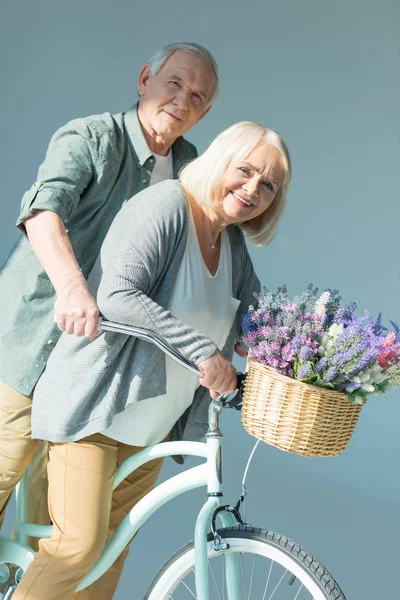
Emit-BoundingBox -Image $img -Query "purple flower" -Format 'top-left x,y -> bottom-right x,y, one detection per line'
324,366 -> 337,383
292,336 -> 302,353
299,345 -> 311,361
315,357 -> 328,373
282,342 -> 295,362
389,320 -> 400,343
241,312 -> 253,335
298,364 -> 311,379
341,381 -> 363,392
333,302 -> 357,327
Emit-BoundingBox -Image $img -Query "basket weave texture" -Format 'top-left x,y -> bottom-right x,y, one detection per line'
241,359 -> 362,457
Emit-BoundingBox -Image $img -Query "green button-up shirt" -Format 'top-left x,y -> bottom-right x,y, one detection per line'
0,104 -> 197,395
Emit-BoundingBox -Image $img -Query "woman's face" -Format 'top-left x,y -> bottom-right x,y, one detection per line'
218,143 -> 284,224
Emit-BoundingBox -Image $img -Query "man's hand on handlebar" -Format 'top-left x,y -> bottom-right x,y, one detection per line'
54,283 -> 100,340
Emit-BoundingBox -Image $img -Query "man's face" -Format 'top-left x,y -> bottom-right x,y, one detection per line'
138,51 -> 215,145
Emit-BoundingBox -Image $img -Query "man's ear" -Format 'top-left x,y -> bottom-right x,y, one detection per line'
138,64 -> 152,96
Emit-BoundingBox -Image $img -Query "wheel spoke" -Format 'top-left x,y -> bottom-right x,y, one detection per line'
293,583 -> 304,599
267,568 -> 288,600
179,578 -> 197,599
262,560 -> 274,600
239,552 -> 249,600
247,554 -> 257,599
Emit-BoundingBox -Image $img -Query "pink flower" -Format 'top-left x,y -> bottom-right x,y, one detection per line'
282,301 -> 298,313
383,332 -> 396,348
378,333 -> 400,367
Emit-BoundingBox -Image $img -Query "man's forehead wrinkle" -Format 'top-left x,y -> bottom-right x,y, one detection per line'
163,67 -> 212,97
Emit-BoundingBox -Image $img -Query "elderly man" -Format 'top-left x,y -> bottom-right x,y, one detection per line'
0,42 -> 218,547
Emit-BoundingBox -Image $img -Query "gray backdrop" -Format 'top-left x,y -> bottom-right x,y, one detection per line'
1,0 -> 399,598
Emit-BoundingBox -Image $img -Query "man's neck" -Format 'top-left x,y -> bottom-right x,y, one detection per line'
137,106 -> 174,156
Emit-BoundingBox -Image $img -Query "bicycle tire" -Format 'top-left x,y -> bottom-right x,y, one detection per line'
145,525 -> 346,599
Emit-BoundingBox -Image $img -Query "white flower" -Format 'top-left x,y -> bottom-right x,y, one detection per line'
321,333 -> 329,347
359,373 -> 371,383
318,346 -> 325,357
386,364 -> 400,387
328,323 -> 344,339
361,383 -> 375,393
372,372 -> 386,384
314,291 -> 331,321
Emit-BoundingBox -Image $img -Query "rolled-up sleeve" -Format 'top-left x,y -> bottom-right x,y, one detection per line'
17,119 -> 97,233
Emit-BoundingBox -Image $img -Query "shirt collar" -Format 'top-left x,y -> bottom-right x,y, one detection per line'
123,103 -> 154,168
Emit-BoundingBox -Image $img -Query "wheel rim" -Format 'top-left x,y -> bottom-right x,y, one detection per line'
149,536 -> 329,600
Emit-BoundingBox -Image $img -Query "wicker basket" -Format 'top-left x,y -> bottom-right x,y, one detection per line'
241,359 -> 363,457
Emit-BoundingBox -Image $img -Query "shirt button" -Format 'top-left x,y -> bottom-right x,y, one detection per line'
142,178 -> 147,184
149,157 -> 154,162
47,339 -> 54,345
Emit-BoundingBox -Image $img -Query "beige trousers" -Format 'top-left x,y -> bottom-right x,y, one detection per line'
0,381 -> 50,550
13,432 -> 167,600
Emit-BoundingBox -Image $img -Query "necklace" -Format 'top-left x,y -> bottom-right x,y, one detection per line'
202,213 -> 219,250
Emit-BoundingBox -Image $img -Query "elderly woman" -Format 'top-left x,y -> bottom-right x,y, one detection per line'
15,121 -> 291,600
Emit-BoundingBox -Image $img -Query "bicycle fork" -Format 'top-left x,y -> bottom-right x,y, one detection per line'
193,399 -> 243,600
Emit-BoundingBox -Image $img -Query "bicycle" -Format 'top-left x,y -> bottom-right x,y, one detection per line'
0,320 -> 346,599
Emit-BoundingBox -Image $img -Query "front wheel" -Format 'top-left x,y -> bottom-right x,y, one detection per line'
145,526 -> 346,599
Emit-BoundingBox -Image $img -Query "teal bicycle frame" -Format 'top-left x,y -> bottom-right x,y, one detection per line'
0,321 -> 244,600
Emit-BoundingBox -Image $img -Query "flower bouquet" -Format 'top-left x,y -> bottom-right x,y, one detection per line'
240,284 -> 400,457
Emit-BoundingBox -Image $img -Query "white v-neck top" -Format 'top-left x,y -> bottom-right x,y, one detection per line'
149,150 -> 173,185
102,211 -> 240,445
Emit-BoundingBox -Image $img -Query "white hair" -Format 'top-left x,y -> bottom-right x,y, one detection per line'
179,121 -> 292,247
146,42 -> 219,105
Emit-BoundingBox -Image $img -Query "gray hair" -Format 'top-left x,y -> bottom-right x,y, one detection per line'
179,122 -> 292,247
147,42 -> 219,105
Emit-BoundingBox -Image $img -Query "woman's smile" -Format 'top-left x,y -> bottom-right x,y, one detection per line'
230,190 -> 255,207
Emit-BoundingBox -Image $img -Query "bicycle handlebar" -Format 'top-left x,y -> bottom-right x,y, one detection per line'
98,318 -> 246,407
99,318 -> 200,375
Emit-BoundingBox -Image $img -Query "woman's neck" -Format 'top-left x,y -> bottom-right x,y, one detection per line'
181,186 -> 226,275
182,186 -> 227,242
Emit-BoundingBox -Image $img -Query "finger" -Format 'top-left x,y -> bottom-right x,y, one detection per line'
85,317 -> 101,340
234,342 -> 248,359
199,369 -> 217,389
210,390 -> 219,399
73,318 -> 86,337
64,319 -> 75,335
56,317 -> 67,332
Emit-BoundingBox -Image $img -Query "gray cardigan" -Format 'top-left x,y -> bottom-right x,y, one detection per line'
32,180 -> 260,460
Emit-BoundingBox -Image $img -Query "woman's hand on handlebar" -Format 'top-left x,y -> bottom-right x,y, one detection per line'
198,350 -> 237,399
